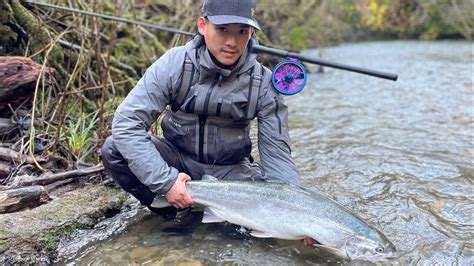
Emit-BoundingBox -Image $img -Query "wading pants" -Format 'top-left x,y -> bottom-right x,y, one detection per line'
101,134 -> 264,213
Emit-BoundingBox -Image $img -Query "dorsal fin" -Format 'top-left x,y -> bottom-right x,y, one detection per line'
250,230 -> 275,238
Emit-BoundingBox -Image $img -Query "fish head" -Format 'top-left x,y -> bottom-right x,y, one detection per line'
341,233 -> 397,261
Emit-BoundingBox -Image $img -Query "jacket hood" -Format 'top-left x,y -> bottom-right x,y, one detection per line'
184,34 -> 259,79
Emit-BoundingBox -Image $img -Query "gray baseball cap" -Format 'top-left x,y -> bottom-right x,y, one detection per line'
203,0 -> 261,30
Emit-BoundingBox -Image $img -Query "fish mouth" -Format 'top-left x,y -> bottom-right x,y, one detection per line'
345,251 -> 399,262
378,251 -> 398,260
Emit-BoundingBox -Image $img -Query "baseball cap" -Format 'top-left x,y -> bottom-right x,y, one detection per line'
203,0 -> 261,30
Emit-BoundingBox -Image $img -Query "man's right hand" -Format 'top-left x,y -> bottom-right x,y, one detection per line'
164,172 -> 193,209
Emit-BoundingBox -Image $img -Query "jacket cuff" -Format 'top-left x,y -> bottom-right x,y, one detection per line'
155,166 -> 179,194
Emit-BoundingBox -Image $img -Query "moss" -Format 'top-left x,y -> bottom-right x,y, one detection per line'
0,0 -> 14,23
10,0 -> 50,48
0,0 -> 18,55
114,38 -> 149,72
0,24 -> 17,54
62,95 -> 100,116
9,0 -> 64,75
0,226 -> 13,254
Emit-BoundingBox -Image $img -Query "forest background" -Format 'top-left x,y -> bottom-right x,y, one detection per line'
0,0 -> 472,185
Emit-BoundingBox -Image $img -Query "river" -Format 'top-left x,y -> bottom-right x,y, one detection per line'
59,40 -> 473,265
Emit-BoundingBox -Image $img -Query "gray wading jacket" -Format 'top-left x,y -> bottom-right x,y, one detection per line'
112,35 -> 300,194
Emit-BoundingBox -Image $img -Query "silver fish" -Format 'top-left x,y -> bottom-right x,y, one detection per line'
152,175 -> 397,261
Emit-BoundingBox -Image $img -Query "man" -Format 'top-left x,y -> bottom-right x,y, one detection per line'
101,0 -> 314,245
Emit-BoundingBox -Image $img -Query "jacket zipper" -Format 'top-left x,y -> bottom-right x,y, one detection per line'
198,115 -> 206,162
203,73 -> 220,115
274,96 -> 282,134
198,74 -> 220,163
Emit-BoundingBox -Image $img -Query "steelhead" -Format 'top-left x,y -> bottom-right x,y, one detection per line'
151,175 -> 397,261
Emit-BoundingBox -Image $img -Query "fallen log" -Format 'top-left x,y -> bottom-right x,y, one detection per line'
0,56 -> 54,114
44,178 -> 75,193
0,147 -> 47,164
14,164 -> 105,187
0,185 -> 50,213
0,161 -> 12,180
0,117 -> 17,136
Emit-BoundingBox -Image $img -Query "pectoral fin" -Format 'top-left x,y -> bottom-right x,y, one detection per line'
202,208 -> 227,223
250,230 -> 275,238
150,195 -> 172,208
313,244 -> 347,259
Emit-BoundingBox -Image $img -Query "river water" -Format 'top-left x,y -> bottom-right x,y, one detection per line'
59,41 -> 473,265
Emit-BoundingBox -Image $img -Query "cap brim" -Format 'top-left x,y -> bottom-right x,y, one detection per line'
207,15 -> 261,30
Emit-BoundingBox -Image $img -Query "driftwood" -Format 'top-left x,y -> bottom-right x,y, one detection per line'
44,178 -> 75,193
0,110 -> 31,139
0,161 -> 12,180
0,185 -> 50,213
14,164 -> 105,187
0,117 -> 17,136
0,147 -> 47,165
0,56 -> 54,113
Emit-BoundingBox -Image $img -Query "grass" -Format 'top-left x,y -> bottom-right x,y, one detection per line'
66,111 -> 99,162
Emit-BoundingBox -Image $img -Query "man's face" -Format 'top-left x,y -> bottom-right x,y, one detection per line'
197,17 -> 254,66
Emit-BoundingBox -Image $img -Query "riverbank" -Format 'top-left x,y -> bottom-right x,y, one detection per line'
0,183 -> 127,264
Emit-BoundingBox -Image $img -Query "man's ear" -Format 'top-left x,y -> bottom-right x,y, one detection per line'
250,27 -> 255,39
197,17 -> 206,35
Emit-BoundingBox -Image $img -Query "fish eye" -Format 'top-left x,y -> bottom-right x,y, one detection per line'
375,246 -> 384,253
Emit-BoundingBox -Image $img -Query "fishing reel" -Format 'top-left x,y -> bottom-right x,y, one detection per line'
271,58 -> 307,95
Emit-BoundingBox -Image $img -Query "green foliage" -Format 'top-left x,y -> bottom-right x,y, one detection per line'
354,0 -> 470,40
422,0 -> 472,39
287,26 -> 309,51
253,0 -> 469,50
66,112 -> 99,162
361,0 -> 390,31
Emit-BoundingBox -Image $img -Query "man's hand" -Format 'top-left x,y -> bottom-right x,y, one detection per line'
164,172 -> 193,209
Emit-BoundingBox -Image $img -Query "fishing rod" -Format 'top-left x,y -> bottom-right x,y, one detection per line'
24,1 -> 398,95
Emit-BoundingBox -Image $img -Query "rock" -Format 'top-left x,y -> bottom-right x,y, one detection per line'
0,185 -> 127,264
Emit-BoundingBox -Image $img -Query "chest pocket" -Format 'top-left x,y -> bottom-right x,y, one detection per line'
172,54 -> 263,121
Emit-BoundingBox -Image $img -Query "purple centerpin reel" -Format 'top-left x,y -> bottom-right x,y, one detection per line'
271,57 -> 307,95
